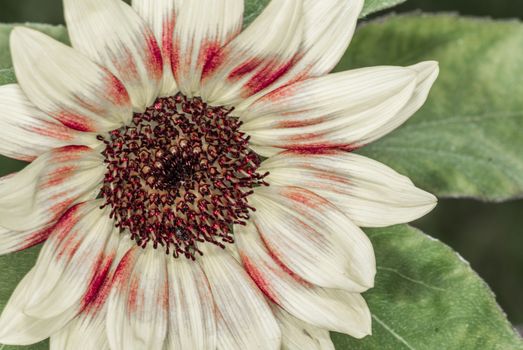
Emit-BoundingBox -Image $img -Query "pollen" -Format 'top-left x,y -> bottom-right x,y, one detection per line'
98,94 -> 268,259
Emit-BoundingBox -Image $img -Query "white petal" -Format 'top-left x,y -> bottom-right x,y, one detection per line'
199,244 -> 281,349
0,200 -> 118,345
172,0 -> 243,97
0,269 -> 76,345
200,0 -> 303,106
261,151 -> 437,227
106,246 -> 168,350
0,174 -> 51,254
274,306 -> 334,350
0,172 -> 44,249
0,224 -> 52,256
50,236 -> 136,350
50,310 -> 109,350
248,186 -> 375,292
22,201 -> 119,318
291,0 -> 363,77
10,27 -> 132,132
361,61 -> 440,144
0,146 -> 104,231
165,256 -> 216,350
240,66 -> 418,156
236,223 -> 372,338
132,0 -> 180,96
0,84 -> 98,161
235,0 -> 364,111
64,0 -> 163,111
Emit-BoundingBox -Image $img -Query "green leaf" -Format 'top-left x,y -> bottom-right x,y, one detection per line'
0,23 -> 69,85
336,14 -> 523,201
243,0 -> 405,27
332,225 -> 523,350
361,0 -> 407,17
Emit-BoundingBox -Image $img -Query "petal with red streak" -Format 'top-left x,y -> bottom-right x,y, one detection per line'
235,0 -> 365,111
261,150 -> 437,227
10,27 -> 132,132
106,246 -> 169,350
50,237 -> 136,350
0,200 -> 118,345
236,223 -> 372,338
0,145 -> 104,231
132,0 -> 181,97
248,185 -> 376,292
240,66 -> 420,156
0,84 -> 99,161
199,244 -> 281,350
172,0 -> 243,97
64,0 -> 163,111
200,0 -> 303,107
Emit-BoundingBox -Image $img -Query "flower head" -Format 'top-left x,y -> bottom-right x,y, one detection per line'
0,0 -> 438,348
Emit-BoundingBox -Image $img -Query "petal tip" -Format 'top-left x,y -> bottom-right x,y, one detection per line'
410,60 -> 440,81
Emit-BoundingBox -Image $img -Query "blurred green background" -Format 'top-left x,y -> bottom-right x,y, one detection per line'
0,0 -> 522,328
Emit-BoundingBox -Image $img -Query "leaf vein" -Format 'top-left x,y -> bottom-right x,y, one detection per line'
372,314 -> 417,350
377,266 -> 447,292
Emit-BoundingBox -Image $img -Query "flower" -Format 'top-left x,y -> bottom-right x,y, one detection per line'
0,0 -> 438,348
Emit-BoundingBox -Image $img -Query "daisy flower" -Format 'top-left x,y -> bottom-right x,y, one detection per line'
0,0 -> 438,349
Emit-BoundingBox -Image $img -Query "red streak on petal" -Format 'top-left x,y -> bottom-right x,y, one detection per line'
82,253 -> 115,309
86,249 -> 136,314
17,225 -> 54,252
55,112 -> 94,132
256,222 -> 313,288
251,62 -> 312,103
127,275 -> 140,313
105,73 -> 131,107
113,47 -> 140,83
241,253 -> 279,305
280,187 -> 330,211
198,40 -> 222,76
112,249 -> 138,291
242,58 -> 296,97
284,149 -> 339,156
51,204 -> 83,242
201,49 -> 227,80
277,116 -> 327,128
171,38 -> 181,77
49,195 -> 75,221
228,58 -> 263,81
41,165 -> 76,189
260,82 -> 299,103
283,144 -> 357,154
60,229 -> 83,260
283,64 -> 314,88
51,145 -> 91,162
27,120 -> 76,142
145,33 -> 163,80
162,18 -> 176,64
162,280 -> 169,310
313,171 -> 352,186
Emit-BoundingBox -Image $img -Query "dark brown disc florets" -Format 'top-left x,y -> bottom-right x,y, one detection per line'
99,94 -> 268,259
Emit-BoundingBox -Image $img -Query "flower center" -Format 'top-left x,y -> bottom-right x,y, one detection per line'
99,94 -> 268,259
